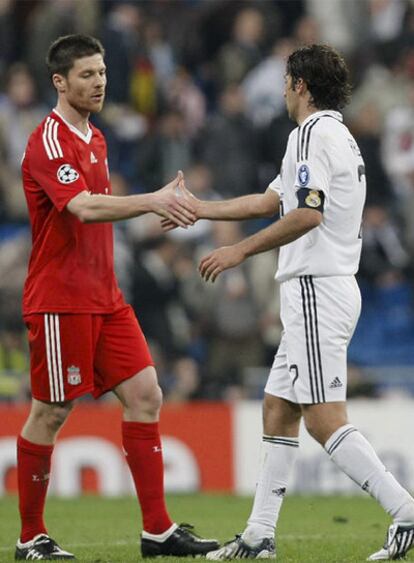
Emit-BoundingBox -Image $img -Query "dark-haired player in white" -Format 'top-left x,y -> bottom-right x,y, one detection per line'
171,44 -> 414,561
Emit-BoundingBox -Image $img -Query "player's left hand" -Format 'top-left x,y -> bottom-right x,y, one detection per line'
199,245 -> 245,282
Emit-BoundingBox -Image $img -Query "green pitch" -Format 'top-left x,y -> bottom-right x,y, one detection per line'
0,494 -> 412,562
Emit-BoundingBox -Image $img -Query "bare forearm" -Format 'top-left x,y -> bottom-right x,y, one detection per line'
67,172 -> 195,227
70,193 -> 155,223
238,209 -> 321,259
198,193 -> 276,220
198,208 -> 321,282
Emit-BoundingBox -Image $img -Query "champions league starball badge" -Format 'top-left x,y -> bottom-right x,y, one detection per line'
298,164 -> 310,187
57,164 -> 80,184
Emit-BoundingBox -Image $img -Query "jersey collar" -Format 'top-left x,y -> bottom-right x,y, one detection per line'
52,109 -> 93,144
300,110 -> 343,127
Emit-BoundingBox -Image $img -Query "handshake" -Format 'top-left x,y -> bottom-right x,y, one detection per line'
152,170 -> 199,232
151,170 -> 247,282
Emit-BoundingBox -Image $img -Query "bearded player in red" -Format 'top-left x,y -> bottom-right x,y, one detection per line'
15,34 -> 219,560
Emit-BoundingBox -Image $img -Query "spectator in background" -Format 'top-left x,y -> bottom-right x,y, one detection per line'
100,2 -> 143,105
144,18 -> 176,85
137,109 -> 192,190
306,0 -> 367,54
0,0 -> 15,82
354,204 -> 414,368
168,162 -> 218,244
0,228 -> 31,328
349,102 -> 393,206
0,329 -> 28,402
215,7 -> 265,88
133,235 -> 191,359
163,67 -> 206,138
99,102 -> 148,186
163,356 -> 201,403
242,37 -> 294,128
0,63 -> 47,220
110,173 -> 135,304
382,82 -> 414,195
359,205 -> 411,287
292,14 -> 320,46
369,0 -> 407,44
25,0 -> 99,102
348,41 -> 410,125
202,222 -> 265,399
382,82 -> 414,253
196,84 -> 259,198
260,108 -> 296,188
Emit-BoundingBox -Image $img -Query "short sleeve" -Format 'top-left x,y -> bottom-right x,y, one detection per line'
294,128 -> 330,198
268,174 -> 282,195
28,132 -> 88,212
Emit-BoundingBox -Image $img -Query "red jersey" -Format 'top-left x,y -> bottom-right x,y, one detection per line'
22,110 -> 124,315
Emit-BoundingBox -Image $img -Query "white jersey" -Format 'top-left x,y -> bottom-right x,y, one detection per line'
269,110 -> 366,282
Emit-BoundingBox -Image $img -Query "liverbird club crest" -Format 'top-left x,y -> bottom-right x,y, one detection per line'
67,365 -> 81,385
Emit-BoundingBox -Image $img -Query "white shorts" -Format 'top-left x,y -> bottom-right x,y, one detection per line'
265,275 -> 361,404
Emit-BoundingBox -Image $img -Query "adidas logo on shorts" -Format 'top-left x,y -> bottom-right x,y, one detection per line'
329,377 -> 343,389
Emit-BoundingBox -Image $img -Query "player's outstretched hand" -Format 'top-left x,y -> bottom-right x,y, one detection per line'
160,172 -> 201,232
199,245 -> 245,282
152,171 -> 196,228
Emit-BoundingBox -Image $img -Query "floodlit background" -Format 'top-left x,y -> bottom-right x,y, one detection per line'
0,0 -> 414,497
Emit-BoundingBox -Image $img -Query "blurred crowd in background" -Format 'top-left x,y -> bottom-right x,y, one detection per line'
1,0 -> 414,403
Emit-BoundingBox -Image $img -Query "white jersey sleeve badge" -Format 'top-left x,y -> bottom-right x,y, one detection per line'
305,190 -> 322,208
298,164 -> 310,186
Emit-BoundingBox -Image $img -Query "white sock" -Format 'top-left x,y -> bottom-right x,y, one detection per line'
242,436 -> 299,546
325,424 -> 414,523
141,523 -> 178,541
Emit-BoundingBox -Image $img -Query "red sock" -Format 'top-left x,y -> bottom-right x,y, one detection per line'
17,435 -> 53,542
122,421 -> 173,534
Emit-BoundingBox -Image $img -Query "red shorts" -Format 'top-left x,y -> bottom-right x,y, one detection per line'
24,305 -> 154,403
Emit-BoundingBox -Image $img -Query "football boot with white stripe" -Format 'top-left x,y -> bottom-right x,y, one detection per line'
15,534 -> 75,560
206,534 -> 275,560
368,522 -> 414,560
141,523 -> 219,557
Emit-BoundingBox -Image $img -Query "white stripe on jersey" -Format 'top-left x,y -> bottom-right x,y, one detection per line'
42,117 -> 64,160
47,118 -> 59,159
49,314 -> 61,401
42,120 -> 53,160
44,314 -> 65,402
54,314 -> 65,400
52,119 -> 63,157
44,315 -> 55,401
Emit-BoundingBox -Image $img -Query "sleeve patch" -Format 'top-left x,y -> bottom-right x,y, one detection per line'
296,188 -> 325,212
298,164 -> 310,187
57,164 -> 80,184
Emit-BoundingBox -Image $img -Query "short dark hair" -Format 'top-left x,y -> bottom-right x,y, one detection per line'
46,34 -> 105,78
286,44 -> 351,111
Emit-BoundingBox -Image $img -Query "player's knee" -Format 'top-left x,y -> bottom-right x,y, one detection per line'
43,402 -> 73,433
127,382 -> 163,417
141,383 -> 163,415
303,416 -> 327,445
